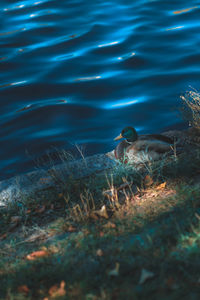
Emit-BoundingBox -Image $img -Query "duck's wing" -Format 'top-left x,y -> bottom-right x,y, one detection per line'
129,140 -> 172,153
114,139 -> 129,159
139,134 -> 174,144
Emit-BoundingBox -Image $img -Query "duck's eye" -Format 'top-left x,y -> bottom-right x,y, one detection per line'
122,129 -> 127,137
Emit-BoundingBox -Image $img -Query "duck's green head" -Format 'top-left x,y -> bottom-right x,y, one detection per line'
114,126 -> 138,143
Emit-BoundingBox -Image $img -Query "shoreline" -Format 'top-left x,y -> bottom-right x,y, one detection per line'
1,126 -> 200,208
1,127 -> 200,299
0,153 -> 116,208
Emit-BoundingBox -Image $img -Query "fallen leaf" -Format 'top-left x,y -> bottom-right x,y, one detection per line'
139,268 -> 155,284
89,211 -> 99,220
144,175 -> 153,187
94,205 -> 109,219
26,250 -> 49,260
108,263 -> 120,276
18,285 -> 30,295
48,280 -> 66,298
103,222 -> 116,229
82,228 -> 90,235
156,182 -> 166,190
67,225 -> 77,232
96,249 -> 103,256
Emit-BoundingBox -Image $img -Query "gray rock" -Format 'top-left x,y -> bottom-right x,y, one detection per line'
0,154 -> 117,208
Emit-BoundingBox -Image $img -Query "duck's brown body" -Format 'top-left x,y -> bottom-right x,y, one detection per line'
114,129 -> 174,163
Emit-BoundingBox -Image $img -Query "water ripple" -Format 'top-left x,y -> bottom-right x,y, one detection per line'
172,6 -> 198,15
0,0 -> 200,179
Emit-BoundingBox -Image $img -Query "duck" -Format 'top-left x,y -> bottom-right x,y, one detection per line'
114,126 -> 175,164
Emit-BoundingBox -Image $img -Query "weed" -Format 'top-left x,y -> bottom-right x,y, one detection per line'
2,92 -> 200,299
180,88 -> 200,128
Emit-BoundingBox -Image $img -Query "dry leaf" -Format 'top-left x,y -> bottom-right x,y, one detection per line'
96,249 -> 103,256
48,280 -> 66,298
108,263 -> 120,276
26,250 -> 49,260
94,205 -> 109,219
89,211 -> 99,220
156,182 -> 166,190
103,222 -> 116,229
67,225 -> 77,232
139,268 -> 155,284
82,228 -> 90,235
18,285 -> 30,295
144,175 -> 153,187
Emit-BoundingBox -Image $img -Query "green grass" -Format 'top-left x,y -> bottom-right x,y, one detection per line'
2,86 -> 200,299
1,148 -> 200,299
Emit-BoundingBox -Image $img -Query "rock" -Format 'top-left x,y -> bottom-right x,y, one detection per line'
1,128 -> 199,209
0,154 -> 116,208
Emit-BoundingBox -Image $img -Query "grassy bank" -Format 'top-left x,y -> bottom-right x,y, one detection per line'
1,148 -> 200,299
1,90 -> 200,299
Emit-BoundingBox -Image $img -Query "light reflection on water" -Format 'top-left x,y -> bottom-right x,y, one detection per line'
0,0 -> 199,179
3,0 -> 50,11
103,97 -> 146,110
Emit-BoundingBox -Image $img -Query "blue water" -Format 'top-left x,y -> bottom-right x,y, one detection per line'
0,0 -> 200,179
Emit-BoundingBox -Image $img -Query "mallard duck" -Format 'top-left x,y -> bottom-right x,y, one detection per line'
114,126 -> 175,163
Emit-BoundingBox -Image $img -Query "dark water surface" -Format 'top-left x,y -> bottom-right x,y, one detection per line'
0,0 -> 200,179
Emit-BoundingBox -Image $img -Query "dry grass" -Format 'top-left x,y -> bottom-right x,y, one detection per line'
1,91 -> 200,299
180,88 -> 200,128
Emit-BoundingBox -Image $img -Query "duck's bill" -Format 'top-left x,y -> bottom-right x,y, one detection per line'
114,133 -> 123,141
